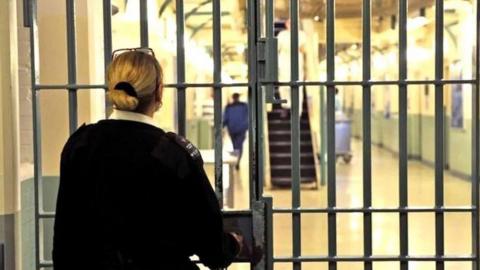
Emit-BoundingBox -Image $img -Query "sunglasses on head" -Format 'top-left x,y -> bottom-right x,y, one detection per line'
111,47 -> 155,60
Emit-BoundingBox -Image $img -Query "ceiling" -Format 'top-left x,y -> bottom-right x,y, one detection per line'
112,0 -> 447,79
275,0 -> 435,20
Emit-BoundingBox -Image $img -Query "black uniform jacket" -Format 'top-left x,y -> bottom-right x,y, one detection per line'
52,119 -> 239,270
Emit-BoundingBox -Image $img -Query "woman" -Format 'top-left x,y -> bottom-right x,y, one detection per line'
53,48 -> 242,270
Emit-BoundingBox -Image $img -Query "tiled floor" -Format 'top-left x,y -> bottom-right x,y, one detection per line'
205,139 -> 477,270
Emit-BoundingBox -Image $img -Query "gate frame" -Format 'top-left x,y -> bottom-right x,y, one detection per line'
25,0 -> 480,269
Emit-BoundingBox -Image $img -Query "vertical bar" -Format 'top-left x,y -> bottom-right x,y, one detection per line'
103,0 -> 112,117
264,0 -> 277,102
212,0 -> 223,205
247,0 -> 259,206
434,1 -> 445,269
473,1 -> 480,268
103,0 -> 112,74
362,1 -> 372,270
254,0 -> 262,204
266,197 -> 274,270
23,0 -> 31,27
66,0 -> 78,134
176,0 -> 186,136
139,0 -> 149,47
326,1 -> 336,269
289,0 -> 301,269
29,0 -> 42,268
398,1 -> 409,270
255,0 -> 268,200
0,243 -> 4,270
265,0 -> 274,39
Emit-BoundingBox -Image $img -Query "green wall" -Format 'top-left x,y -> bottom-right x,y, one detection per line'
350,110 -> 420,157
349,110 -> 471,178
446,116 -> 472,177
187,118 -> 214,149
22,176 -> 58,270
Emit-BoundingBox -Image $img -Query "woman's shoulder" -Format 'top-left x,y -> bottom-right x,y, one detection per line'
60,123 -> 96,161
151,132 -> 202,179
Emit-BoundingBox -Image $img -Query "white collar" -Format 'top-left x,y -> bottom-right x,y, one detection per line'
108,109 -> 159,128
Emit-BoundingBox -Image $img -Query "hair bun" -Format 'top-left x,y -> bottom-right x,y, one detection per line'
114,81 -> 138,97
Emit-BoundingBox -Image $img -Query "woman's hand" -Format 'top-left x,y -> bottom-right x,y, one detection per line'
230,232 -> 244,255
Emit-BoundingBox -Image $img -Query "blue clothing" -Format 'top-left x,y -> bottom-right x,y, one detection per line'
223,102 -> 248,135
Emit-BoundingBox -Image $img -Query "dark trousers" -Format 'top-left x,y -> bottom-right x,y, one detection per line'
229,131 -> 246,166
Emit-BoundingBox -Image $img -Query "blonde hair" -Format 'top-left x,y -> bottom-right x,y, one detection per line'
107,51 -> 163,112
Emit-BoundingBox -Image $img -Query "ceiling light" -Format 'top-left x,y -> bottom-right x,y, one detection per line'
314,15 -> 320,22
407,16 -> 429,30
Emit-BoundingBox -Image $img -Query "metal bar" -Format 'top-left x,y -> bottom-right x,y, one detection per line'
176,0 -> 186,136
103,0 -> 112,74
259,79 -> 477,87
326,1 -> 336,269
289,0 -> 301,269
140,0 -> 149,47
253,200 -> 266,270
186,11 -> 229,16
164,82 -> 249,88
264,0 -> 278,104
472,1 -> 480,269
66,0 -> 78,134
265,0 -> 274,38
247,0 -> 258,207
273,255 -> 477,263
23,0 -> 31,27
361,1 -> 372,269
266,197 -> 274,270
35,84 -> 108,90
28,0 -> 42,268
35,254 -> 478,268
272,206 -> 476,214
34,83 -> 252,90
0,243 -> 4,270
434,1 -> 445,269
212,0 -> 223,206
254,0 -> 262,205
398,1 -> 408,270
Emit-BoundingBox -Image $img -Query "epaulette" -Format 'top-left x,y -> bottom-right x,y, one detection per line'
166,132 -> 203,167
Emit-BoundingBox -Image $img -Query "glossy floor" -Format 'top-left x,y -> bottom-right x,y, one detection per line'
204,139 -> 477,270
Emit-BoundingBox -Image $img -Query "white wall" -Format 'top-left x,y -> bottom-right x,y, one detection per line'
0,0 -> 20,216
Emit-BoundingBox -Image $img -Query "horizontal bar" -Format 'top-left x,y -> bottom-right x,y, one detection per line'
34,82 -> 251,91
34,79 -> 479,91
260,79 -> 477,87
274,255 -> 477,263
272,206 -> 476,214
38,255 -> 476,268
39,262 -> 53,268
35,84 -> 107,90
164,82 -> 249,88
38,211 -> 55,218
39,209 -> 253,219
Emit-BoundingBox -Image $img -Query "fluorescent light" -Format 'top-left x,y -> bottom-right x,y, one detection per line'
407,16 -> 429,30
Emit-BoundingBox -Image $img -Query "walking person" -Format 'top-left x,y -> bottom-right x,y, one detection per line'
223,93 -> 249,170
53,48 -> 243,270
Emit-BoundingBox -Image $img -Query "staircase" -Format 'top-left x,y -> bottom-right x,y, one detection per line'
268,89 -> 317,188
